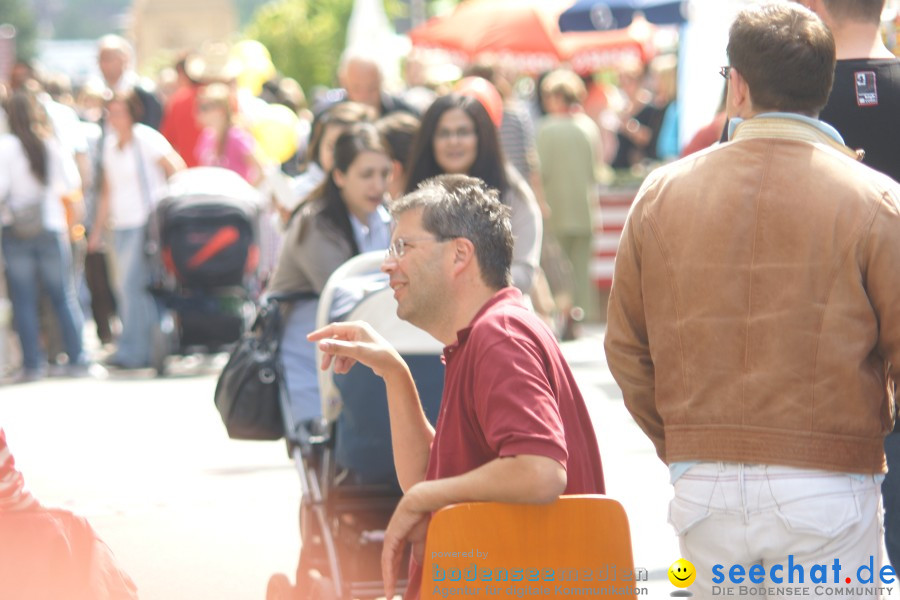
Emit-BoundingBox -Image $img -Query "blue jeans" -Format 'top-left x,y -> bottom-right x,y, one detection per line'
2,229 -> 85,370
110,226 -> 157,367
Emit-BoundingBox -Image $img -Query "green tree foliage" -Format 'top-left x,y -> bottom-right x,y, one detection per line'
1,0 -> 38,60
244,0 -> 354,94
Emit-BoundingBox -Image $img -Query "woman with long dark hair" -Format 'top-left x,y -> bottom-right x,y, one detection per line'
267,122 -> 393,427
279,101 -> 376,223
405,93 -> 542,293
0,86 -> 87,380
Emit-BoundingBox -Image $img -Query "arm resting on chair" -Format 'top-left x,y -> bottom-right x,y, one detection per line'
381,454 -> 566,598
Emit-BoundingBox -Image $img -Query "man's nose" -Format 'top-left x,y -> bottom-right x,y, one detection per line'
382,253 -> 397,273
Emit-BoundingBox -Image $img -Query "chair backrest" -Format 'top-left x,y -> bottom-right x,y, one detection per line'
421,495 -> 639,598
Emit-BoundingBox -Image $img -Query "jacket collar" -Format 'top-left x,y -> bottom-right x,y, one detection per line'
731,114 -> 861,161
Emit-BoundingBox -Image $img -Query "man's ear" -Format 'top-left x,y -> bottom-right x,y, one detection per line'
449,237 -> 476,275
728,68 -> 753,118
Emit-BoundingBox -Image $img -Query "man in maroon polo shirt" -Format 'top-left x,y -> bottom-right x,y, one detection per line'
309,174 -> 605,599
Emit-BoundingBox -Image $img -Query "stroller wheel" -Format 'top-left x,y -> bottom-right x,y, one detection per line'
151,311 -> 176,376
266,573 -> 295,600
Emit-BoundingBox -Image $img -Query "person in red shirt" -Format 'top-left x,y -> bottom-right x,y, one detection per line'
309,174 -> 605,599
161,45 -> 241,168
160,56 -> 202,168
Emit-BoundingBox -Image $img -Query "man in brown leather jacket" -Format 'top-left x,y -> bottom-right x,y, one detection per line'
605,4 -> 900,598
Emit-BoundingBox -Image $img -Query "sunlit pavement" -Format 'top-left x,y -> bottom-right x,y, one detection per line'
564,324 -> 678,597
0,357 -> 302,600
3,326 -> 893,599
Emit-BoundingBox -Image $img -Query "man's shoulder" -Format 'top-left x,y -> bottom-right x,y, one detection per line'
644,134 -> 900,213
825,58 -> 900,109
381,92 -> 420,117
538,115 -> 580,135
467,295 -> 554,354
835,57 -> 900,74
632,148 -> 710,197
134,77 -> 161,99
809,139 -> 900,194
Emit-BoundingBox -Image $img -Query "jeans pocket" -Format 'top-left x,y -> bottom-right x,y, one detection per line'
668,497 -> 713,536
774,491 -> 861,538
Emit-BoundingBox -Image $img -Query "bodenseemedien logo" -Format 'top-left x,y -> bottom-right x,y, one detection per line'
668,558 -> 696,597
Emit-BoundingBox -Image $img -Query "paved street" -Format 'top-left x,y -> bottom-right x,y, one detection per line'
0,325 -> 725,599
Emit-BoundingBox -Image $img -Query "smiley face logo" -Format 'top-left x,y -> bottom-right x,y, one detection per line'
668,558 -> 696,588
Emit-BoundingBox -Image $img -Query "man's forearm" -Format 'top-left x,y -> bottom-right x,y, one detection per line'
404,454 -> 567,513
383,365 -> 435,491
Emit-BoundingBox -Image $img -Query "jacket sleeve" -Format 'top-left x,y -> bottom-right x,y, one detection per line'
267,210 -> 351,295
603,183 -> 665,462
864,184 -> 900,396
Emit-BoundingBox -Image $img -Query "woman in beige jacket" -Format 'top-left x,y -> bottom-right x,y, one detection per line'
267,123 -> 393,430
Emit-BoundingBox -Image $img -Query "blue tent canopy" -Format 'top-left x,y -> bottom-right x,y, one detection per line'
559,0 -> 688,32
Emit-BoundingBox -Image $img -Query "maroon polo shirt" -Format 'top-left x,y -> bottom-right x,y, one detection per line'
405,287 -> 605,599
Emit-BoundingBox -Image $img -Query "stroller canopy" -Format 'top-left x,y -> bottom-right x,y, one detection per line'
159,167 -> 261,221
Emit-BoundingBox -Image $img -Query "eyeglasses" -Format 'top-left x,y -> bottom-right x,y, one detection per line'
719,66 -> 732,80
386,236 -> 454,259
435,127 -> 477,141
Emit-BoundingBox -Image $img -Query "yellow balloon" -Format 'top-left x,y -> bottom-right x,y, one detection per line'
232,40 -> 276,95
234,40 -> 271,64
237,70 -> 268,96
252,104 -> 299,164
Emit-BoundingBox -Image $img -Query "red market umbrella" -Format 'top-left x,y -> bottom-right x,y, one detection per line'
408,0 -> 653,73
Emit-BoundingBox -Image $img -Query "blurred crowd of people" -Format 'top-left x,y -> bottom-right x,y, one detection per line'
0,30 -> 691,382
6,2 -> 900,598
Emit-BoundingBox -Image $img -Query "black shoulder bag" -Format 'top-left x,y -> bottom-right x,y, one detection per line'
213,292 -> 317,440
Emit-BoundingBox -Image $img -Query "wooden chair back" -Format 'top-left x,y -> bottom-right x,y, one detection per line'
421,495 -> 640,598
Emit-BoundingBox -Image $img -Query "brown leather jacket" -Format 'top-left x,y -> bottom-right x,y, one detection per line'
605,116 -> 900,474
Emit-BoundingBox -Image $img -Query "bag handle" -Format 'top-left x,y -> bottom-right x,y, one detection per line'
252,292 -> 319,340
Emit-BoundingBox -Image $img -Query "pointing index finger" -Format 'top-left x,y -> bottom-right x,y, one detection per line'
307,322 -> 351,342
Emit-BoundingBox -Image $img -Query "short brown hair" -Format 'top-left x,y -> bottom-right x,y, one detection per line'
392,175 -> 513,290
541,69 -> 587,107
375,112 -> 420,166
727,3 -> 835,115
107,89 -> 144,123
822,0 -> 884,25
307,101 -> 376,168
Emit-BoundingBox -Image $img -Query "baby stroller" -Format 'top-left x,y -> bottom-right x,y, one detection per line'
266,251 -> 445,600
149,167 -> 261,374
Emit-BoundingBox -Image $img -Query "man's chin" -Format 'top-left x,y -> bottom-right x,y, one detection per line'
396,304 -> 412,322
397,305 -> 425,329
